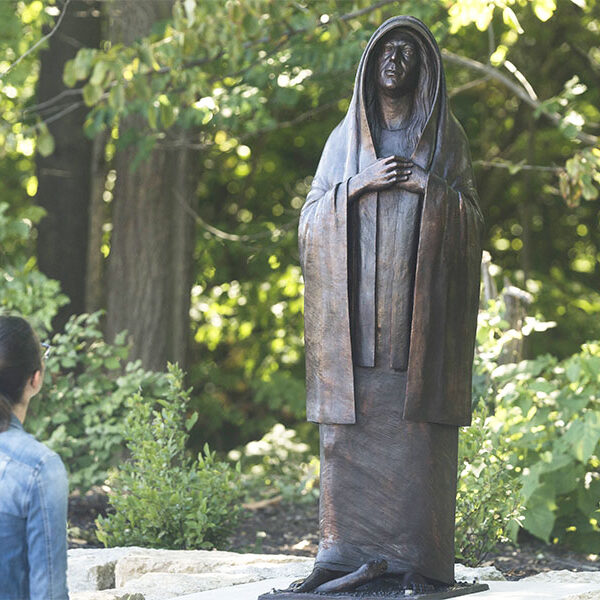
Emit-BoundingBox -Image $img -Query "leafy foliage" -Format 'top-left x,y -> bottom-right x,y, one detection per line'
230,423 -> 319,505
27,312 -> 174,490
0,201 -> 68,334
96,364 -> 242,550
484,344 -> 600,552
474,292 -> 600,551
456,409 -> 524,566
189,263 -> 309,450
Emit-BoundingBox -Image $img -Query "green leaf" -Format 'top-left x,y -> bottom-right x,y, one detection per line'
73,48 -> 96,80
37,127 -> 55,157
139,43 -> 154,69
576,477 -> 600,515
160,101 -> 175,128
109,85 -> 125,112
503,7 -> 524,34
185,412 -> 198,431
533,0 -> 556,22
522,484 -> 557,541
104,357 -> 121,370
90,60 -> 109,86
63,59 -> 78,87
83,82 -> 103,106
582,181 -> 598,200
563,412 -> 600,463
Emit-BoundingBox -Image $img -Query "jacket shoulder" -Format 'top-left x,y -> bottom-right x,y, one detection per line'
0,428 -> 62,473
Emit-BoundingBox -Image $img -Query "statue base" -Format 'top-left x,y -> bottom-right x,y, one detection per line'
257,582 -> 490,600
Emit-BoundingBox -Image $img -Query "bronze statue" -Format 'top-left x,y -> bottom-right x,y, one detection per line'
263,15 -> 484,598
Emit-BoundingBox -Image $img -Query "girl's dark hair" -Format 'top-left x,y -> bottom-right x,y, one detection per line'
0,316 -> 42,433
365,28 -> 438,152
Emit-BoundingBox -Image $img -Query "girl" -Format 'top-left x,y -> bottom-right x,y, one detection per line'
0,315 -> 68,599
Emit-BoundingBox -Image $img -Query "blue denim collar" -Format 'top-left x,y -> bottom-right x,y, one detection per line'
9,413 -> 24,431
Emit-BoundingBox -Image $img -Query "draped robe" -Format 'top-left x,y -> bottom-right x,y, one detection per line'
298,16 -> 483,585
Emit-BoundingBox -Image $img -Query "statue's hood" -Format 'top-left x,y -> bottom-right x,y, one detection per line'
343,16 -> 446,171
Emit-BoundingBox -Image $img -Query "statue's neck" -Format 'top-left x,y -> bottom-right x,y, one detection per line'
378,92 -> 413,130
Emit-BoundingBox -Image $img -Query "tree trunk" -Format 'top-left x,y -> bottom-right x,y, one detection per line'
105,1 -> 195,371
35,1 -> 102,329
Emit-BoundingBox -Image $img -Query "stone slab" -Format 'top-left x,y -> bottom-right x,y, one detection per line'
69,547 -> 145,592
114,549 -> 313,587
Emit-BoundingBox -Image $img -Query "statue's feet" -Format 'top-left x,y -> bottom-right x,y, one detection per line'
286,566 -> 347,592
401,571 -> 437,594
314,559 -> 388,593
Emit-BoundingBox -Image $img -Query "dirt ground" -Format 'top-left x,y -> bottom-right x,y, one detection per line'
69,489 -> 600,581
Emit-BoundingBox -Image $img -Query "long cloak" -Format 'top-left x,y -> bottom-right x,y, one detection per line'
299,16 -> 483,428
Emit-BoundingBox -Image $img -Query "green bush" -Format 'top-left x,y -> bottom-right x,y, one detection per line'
486,344 -> 600,552
96,364 -> 242,550
26,312 -> 173,490
456,409 -> 524,566
230,423 -> 319,505
474,293 -> 600,552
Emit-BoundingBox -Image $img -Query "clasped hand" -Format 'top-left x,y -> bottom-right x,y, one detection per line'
348,156 -> 428,201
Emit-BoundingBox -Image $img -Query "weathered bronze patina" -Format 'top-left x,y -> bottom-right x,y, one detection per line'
260,15 -> 484,599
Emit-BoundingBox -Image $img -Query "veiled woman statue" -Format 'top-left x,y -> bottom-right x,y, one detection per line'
295,16 -> 483,593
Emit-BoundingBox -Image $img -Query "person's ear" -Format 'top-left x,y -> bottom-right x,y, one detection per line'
30,369 -> 43,396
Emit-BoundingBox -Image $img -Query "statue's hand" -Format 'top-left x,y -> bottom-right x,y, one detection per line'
348,156 -> 412,202
396,162 -> 429,194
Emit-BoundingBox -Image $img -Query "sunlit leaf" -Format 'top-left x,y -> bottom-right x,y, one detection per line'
503,7 -> 524,34
37,127 -> 54,157
533,0 -> 557,22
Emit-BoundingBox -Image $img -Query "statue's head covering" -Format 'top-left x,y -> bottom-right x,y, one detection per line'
341,16 -> 448,176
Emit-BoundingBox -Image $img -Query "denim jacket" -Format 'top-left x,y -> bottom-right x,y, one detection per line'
0,414 -> 69,600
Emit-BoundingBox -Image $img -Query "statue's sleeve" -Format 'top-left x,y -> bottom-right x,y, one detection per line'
405,125 -> 483,426
298,127 -> 356,425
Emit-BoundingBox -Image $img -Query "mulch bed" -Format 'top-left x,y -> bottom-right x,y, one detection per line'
69,489 -> 600,581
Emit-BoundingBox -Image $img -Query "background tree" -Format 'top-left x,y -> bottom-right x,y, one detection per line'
103,0 -> 196,371
35,0 -> 101,328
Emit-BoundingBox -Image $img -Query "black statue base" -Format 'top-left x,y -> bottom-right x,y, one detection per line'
258,582 -> 489,600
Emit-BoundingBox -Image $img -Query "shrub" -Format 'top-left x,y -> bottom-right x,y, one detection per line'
26,312 -> 173,490
230,423 -> 319,505
96,364 -> 242,549
455,409 -> 524,565
486,344 -> 600,552
473,294 -> 600,551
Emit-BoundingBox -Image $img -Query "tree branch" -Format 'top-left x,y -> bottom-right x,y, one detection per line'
442,49 -> 598,146
175,192 -> 298,244
23,87 -> 84,116
448,76 -> 490,98
0,0 -> 72,78
473,160 -> 564,173
162,99 -> 341,151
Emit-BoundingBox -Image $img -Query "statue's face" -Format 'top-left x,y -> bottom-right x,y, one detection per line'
376,31 -> 419,96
